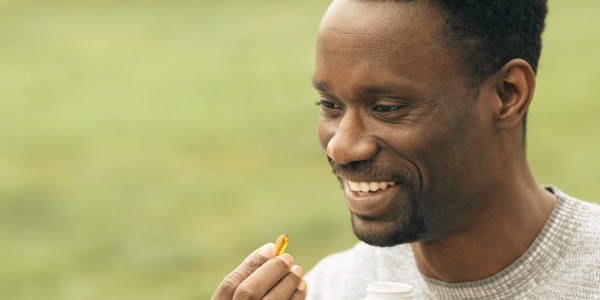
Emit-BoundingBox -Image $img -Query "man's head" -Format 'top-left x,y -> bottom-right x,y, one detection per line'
313,0 -> 546,246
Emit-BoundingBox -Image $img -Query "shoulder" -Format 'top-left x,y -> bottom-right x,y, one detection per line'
568,195 -> 600,252
551,188 -> 600,251
547,186 -> 600,231
557,189 -> 600,232
537,190 -> 600,298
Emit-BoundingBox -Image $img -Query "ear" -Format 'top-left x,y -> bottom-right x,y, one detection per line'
494,59 -> 536,131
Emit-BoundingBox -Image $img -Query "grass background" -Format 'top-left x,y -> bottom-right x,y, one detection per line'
0,0 -> 598,299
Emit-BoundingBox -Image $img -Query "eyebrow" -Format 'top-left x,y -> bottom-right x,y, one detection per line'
311,76 -> 329,93
359,85 -> 395,95
312,76 -> 399,96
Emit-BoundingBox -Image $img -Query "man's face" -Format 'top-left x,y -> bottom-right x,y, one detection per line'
314,0 -> 496,246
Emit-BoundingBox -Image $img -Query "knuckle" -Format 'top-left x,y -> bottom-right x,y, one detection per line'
274,259 -> 291,272
290,289 -> 307,300
241,254 -> 265,272
234,281 -> 261,300
263,289 -> 286,300
220,272 -> 244,293
246,255 -> 263,270
221,270 -> 246,292
263,274 -> 300,300
281,273 -> 300,285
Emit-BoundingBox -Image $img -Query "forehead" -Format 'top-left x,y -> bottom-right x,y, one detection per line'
315,0 -> 464,96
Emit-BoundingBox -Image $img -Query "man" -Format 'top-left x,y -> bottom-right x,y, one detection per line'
211,0 -> 600,299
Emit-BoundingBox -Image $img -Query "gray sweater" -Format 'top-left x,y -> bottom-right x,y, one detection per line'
305,187 -> 600,299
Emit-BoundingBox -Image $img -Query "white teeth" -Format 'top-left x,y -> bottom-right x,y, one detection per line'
349,181 -> 361,192
347,180 -> 398,194
369,182 -> 379,191
360,182 -> 370,192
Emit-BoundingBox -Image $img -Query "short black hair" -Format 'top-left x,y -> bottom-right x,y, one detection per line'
365,0 -> 548,136
433,0 -> 547,83
433,0 -> 548,136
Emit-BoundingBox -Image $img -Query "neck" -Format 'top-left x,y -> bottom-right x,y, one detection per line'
410,157 -> 557,283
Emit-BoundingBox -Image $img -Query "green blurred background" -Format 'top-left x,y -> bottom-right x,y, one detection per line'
0,0 -> 598,299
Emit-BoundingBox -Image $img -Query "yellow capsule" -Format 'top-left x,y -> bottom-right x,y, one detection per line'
274,234 -> 289,256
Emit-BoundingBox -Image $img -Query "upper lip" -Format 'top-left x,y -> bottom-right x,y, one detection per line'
335,174 -> 396,183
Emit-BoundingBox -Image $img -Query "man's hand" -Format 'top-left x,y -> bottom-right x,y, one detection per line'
211,243 -> 307,300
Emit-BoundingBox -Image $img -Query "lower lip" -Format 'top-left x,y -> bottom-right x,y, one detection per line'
344,181 -> 399,217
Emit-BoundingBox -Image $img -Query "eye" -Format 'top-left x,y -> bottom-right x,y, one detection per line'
373,105 -> 404,112
316,101 -> 342,110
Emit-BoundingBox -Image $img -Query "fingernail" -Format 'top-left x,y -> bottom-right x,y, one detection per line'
298,280 -> 307,291
278,253 -> 293,266
259,243 -> 275,258
291,265 -> 303,277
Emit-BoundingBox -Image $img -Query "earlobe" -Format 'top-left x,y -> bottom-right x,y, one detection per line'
494,59 -> 536,131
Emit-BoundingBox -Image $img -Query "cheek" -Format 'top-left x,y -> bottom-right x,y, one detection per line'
415,111 -> 488,196
382,112 -> 480,191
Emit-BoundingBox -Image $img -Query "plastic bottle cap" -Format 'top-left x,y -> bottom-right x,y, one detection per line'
364,282 -> 414,300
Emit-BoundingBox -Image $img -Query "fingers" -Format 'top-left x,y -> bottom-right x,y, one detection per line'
263,266 -> 303,300
289,280 -> 308,300
233,254 -> 294,300
211,243 -> 276,300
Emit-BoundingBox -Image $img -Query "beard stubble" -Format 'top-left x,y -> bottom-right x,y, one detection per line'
330,157 -> 427,247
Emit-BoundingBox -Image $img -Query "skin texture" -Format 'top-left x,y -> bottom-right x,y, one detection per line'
211,243 -> 307,300
314,0 -> 557,282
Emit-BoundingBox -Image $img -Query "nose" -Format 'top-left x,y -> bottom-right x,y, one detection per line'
326,111 -> 378,165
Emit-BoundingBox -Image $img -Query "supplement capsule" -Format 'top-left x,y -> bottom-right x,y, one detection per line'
275,234 -> 289,256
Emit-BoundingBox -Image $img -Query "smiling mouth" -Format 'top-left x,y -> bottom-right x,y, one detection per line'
347,180 -> 397,196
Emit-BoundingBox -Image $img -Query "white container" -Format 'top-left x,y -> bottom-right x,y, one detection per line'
364,282 -> 414,300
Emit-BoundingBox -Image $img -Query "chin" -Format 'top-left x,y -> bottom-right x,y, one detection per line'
351,212 -> 425,247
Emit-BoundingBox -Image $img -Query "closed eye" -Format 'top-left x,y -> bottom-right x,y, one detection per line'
373,105 -> 405,112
